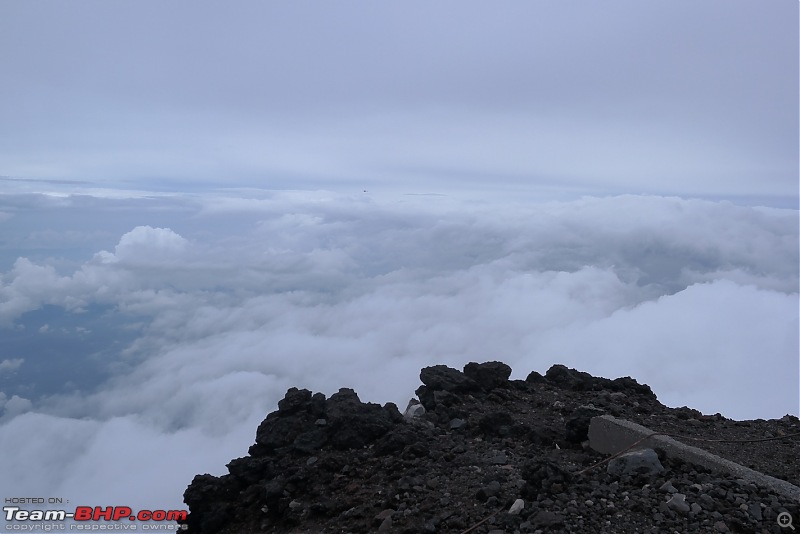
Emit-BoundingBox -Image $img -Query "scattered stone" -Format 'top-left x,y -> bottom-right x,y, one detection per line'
449,418 -> 466,430
487,450 -> 508,465
377,516 -> 392,531
476,481 -> 501,502
666,493 -> 690,513
374,509 -> 394,522
403,400 -> 425,419
659,481 -> 677,493
699,493 -> 715,510
747,502 -> 763,521
532,510 -> 565,527
607,448 -> 665,477
509,498 -> 524,515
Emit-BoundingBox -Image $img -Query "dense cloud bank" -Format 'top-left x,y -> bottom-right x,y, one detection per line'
0,191 -> 797,517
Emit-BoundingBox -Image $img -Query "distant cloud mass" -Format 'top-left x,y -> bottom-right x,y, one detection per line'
0,359 -> 23,373
0,191 -> 796,519
110,225 -> 189,264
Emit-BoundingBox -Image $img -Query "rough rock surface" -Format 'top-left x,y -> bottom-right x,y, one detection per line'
179,361 -> 800,533
607,448 -> 665,477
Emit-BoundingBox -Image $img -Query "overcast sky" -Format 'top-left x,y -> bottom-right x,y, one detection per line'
1,0 -> 797,204
0,0 -> 798,527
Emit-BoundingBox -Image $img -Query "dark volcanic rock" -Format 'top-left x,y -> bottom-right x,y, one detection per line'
277,387 -> 314,414
545,364 -> 595,390
325,388 -> 397,450
420,364 -> 479,392
463,361 -> 512,390
524,369 -> 546,383
179,361 -> 800,534
416,364 -> 481,410
607,448 -> 665,477
545,364 -> 656,399
521,458 -> 572,496
476,410 -> 515,438
565,404 -> 606,443
182,474 -> 240,533
249,387 -> 400,457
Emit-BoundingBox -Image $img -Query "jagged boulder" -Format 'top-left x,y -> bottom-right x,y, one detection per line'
545,364 -> 656,399
419,365 -> 480,393
463,361 -> 512,390
416,364 -> 480,409
249,388 -> 324,456
609,375 -> 657,398
325,388 -> 402,450
249,387 -> 403,456
182,474 -> 240,533
276,387 -> 317,414
545,364 -> 600,391
525,370 -> 546,383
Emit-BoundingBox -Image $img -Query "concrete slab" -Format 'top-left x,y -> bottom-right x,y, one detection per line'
588,415 -> 800,502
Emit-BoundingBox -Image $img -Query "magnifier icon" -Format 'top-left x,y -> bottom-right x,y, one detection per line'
778,512 -> 795,530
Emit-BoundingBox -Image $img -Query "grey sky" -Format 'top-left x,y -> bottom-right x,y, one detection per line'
1,1 -> 797,203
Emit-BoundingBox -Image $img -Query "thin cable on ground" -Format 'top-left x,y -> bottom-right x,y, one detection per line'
576,430 -> 800,476
459,509 -> 502,534
459,430 -> 800,534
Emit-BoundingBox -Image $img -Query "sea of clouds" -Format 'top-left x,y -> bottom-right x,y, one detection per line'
0,189 -> 797,517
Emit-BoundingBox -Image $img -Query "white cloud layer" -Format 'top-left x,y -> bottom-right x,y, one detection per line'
0,358 -> 23,373
0,191 -> 797,519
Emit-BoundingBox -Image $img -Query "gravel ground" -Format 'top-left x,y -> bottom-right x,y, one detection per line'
179,362 -> 799,533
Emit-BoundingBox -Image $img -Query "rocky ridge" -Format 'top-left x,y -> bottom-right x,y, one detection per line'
180,362 -> 799,533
